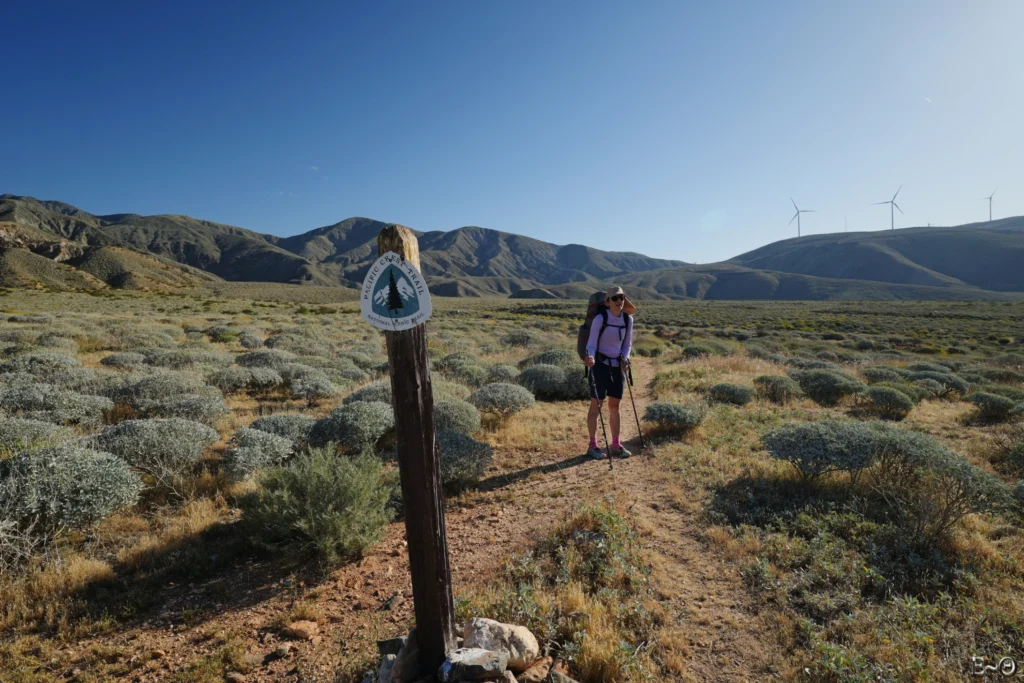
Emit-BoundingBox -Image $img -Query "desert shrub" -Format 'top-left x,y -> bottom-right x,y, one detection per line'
0,417 -> 74,454
518,349 -> 576,370
36,334 -> 78,352
968,392 -> 1019,423
762,420 -> 877,481
236,349 -> 297,369
433,380 -> 470,402
101,371 -> 218,407
145,348 -> 232,369
872,425 -> 1014,540
48,368 -> 101,394
249,414 -> 317,443
343,380 -> 392,405
307,401 -> 395,453
434,399 -> 481,436
0,352 -> 81,379
339,368 -> 369,383
437,431 -> 493,492
682,344 -> 713,359
970,367 -> 1024,384
139,394 -> 227,425
753,375 -> 803,404
906,362 -> 950,374
958,372 -> 993,387
224,428 -> 293,479
278,362 -> 326,384
791,370 -> 866,407
559,368 -> 590,400
440,360 -> 489,388
517,364 -> 588,401
239,331 -> 264,349
100,352 -> 147,368
911,378 -> 945,399
906,371 -> 969,397
501,330 -> 539,348
210,367 -> 284,394
487,365 -> 519,384
864,386 -> 914,420
467,383 -> 535,419
7,314 -> 52,324
338,351 -> 377,370
93,418 -> 218,491
1,444 -> 143,538
708,383 -> 754,406
988,385 -> 1024,402
786,358 -> 842,371
642,402 -> 707,436
239,449 -> 396,564
0,385 -> 112,427
861,366 -> 904,384
0,372 -> 35,389
291,377 -> 340,404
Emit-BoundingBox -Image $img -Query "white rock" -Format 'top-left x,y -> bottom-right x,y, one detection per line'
463,618 -> 540,673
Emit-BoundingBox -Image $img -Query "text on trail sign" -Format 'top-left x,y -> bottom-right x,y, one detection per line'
360,251 -> 433,331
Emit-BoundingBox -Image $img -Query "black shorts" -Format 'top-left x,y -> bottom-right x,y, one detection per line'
590,363 -> 624,400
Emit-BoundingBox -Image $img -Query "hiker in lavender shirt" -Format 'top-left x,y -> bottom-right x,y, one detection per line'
583,286 -> 635,459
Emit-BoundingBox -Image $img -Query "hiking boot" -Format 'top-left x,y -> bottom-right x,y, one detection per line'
587,446 -> 605,460
610,445 -> 632,459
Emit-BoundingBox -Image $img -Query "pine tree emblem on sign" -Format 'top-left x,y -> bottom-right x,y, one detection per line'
361,252 -> 432,331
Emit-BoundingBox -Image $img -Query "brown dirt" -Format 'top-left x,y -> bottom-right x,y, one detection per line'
75,358 -> 781,682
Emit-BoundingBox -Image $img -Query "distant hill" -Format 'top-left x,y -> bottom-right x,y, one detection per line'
3,193 -> 1024,301
0,195 -> 684,296
729,218 -> 1024,292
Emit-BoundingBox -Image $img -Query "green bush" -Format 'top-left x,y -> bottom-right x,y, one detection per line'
906,363 -> 950,374
210,367 -> 284,394
518,364 -> 568,400
249,414 -> 316,443
988,385 -> 1024,402
467,383 -> 536,419
642,402 -> 707,436
753,375 -> 803,404
0,417 -> 74,454
791,370 -> 866,407
518,349 -> 576,370
864,386 -> 914,420
437,431 -> 493,492
906,371 -> 969,398
100,352 -> 147,369
307,401 -> 395,453
912,378 -> 946,399
1,444 -> 143,534
0,352 -> 81,380
708,383 -> 754,406
968,392 -> 1019,423
762,420 -> 877,481
872,425 -> 1014,540
225,428 -> 293,479
138,394 -> 227,425
343,380 -> 392,405
487,365 -> 520,384
239,449 -> 396,565
501,330 -> 539,348
861,366 -> 904,384
236,349 -> 297,369
93,418 -> 218,491
434,400 -> 481,436
682,344 -> 713,359
290,377 -> 339,404
433,380 -> 470,402
145,348 -> 232,369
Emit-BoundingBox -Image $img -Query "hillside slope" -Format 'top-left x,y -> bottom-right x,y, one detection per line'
729,218 -> 1024,291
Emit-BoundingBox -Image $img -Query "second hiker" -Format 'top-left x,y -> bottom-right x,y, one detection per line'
583,286 -> 635,460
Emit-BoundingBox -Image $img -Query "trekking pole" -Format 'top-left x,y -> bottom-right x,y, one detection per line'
585,366 -> 613,471
623,358 -> 646,451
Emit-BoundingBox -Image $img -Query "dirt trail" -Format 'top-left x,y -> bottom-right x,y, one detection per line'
85,358 -> 780,682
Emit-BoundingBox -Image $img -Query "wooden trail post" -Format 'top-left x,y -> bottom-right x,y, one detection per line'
376,225 -> 456,675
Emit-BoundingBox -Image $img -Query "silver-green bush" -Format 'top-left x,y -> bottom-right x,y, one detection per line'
236,349 -> 297,369
102,353 -> 147,369
708,383 -> 754,406
92,418 -> 218,491
762,420 -> 877,481
239,449 -> 396,564
0,384 -> 112,427
790,370 -> 866,407
343,381 -> 392,405
864,386 -> 914,420
224,428 -> 293,479
968,392 -> 1019,423
0,352 -> 81,380
249,414 -> 317,443
467,383 -> 535,419
434,400 -> 482,435
1,444 -> 143,533
0,417 -> 74,454
307,401 -> 395,453
138,394 -> 227,425
518,349 -> 576,370
642,402 -> 707,435
437,431 -> 493,491
753,375 -> 803,404
487,365 -> 520,383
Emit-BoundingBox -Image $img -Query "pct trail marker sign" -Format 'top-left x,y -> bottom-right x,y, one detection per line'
361,226 -> 455,677
360,251 -> 432,331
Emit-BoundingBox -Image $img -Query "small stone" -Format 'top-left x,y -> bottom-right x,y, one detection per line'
311,635 -> 322,647
150,650 -> 166,660
437,648 -> 509,682
283,620 -> 319,640
378,654 -> 397,683
377,636 -> 408,657
517,656 -> 552,683
224,672 -> 245,682
274,644 -> 295,659
463,618 -> 540,673
390,628 -> 419,683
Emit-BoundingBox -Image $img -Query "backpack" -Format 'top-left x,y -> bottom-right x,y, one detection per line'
576,291 -> 631,360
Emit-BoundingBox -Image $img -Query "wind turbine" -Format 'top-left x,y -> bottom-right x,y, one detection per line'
984,190 -> 996,221
789,198 -> 815,237
874,185 -> 903,230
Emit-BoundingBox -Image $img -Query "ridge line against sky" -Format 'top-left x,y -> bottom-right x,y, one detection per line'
2,0 -> 1022,263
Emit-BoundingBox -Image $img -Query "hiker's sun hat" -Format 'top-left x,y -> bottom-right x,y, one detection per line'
606,286 -> 637,315
606,286 -> 625,300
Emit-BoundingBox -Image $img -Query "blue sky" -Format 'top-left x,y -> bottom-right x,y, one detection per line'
3,1 -> 1022,263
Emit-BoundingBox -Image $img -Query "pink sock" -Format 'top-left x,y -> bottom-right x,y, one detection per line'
589,437 -> 599,449
612,438 -> 622,449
